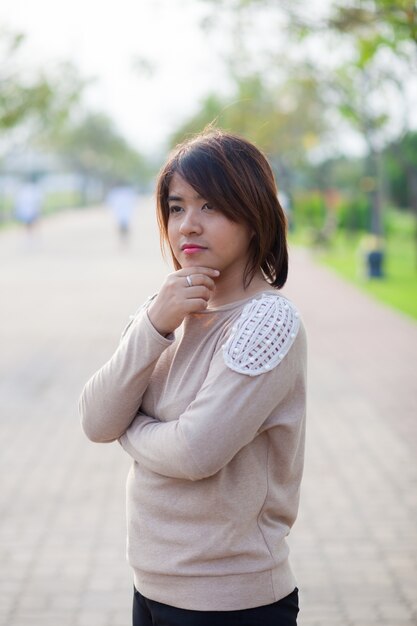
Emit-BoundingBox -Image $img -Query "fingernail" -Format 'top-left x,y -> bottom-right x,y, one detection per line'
214,270 -> 220,276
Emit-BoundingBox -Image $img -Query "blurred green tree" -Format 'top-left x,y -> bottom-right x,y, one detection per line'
170,70 -> 329,200
0,28 -> 83,149
196,0 -> 416,244
383,131 -> 417,211
327,2 -> 416,50
383,132 -> 417,265
44,111 -> 152,202
321,1 -> 416,239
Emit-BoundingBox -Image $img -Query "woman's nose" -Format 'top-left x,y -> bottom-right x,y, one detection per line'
179,209 -> 202,235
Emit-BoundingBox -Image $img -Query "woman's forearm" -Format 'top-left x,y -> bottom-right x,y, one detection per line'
79,312 -> 173,442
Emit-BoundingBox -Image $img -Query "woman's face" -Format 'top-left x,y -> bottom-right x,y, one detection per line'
167,173 -> 253,279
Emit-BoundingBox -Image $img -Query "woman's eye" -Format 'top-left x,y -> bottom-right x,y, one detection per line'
202,203 -> 215,211
168,205 -> 183,214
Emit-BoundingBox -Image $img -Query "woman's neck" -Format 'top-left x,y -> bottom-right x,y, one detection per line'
208,270 -> 271,308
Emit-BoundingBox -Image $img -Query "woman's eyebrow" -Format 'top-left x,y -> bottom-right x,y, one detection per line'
168,193 -> 204,202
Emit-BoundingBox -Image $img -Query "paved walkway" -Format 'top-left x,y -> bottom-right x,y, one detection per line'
0,202 -> 416,626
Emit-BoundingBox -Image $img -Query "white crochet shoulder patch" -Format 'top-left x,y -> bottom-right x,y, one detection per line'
222,294 -> 300,376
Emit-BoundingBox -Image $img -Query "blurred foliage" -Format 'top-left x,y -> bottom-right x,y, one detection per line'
321,1 -> 417,236
170,70 -> 329,196
337,194 -> 371,233
292,191 -> 327,231
43,111 -> 153,191
0,26 -> 154,207
291,130 -> 417,236
0,28 -> 84,145
193,0 -> 417,249
326,1 -> 417,51
382,131 -> 417,210
41,190 -> 84,214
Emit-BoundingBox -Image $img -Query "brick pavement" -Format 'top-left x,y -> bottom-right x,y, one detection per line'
0,202 -> 416,626
284,249 -> 417,625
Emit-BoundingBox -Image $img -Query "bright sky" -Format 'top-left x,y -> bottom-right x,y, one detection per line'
0,0 -> 229,156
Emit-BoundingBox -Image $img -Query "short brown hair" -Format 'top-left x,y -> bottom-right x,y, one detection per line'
156,128 -> 288,289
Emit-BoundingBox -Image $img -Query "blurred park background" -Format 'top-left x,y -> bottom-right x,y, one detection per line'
1,1 -> 417,625
1,0 -> 417,319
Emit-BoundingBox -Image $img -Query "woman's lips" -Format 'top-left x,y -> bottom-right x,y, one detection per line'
182,245 -> 207,255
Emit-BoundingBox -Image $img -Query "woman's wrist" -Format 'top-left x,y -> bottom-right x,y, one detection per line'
147,305 -> 173,338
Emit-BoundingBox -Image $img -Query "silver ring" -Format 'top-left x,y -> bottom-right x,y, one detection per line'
186,275 -> 193,287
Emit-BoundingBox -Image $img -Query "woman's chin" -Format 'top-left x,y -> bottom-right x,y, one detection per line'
178,258 -> 197,269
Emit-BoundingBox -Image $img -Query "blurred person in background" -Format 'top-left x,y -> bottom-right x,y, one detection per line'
106,181 -> 137,245
80,129 -> 307,626
14,176 -> 42,236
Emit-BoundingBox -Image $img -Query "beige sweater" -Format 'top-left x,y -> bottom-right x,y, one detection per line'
80,290 -> 307,611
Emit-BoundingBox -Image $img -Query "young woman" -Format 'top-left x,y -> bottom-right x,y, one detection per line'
80,129 -> 307,626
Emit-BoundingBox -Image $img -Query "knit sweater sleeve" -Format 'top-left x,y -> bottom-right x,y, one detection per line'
119,297 -> 306,480
79,302 -> 174,443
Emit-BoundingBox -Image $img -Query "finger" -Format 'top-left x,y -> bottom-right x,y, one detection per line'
183,285 -> 212,301
183,274 -> 216,290
185,298 -> 210,313
177,267 -> 220,278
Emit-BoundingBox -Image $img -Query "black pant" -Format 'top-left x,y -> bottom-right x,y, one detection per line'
133,586 -> 299,626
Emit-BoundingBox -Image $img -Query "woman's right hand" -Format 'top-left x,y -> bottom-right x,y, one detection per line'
147,266 -> 220,337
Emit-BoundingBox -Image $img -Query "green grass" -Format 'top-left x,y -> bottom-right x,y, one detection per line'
289,215 -> 417,321
42,191 -> 84,214
0,191 -> 85,229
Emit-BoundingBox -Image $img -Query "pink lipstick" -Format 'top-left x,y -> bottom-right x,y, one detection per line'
181,244 -> 207,255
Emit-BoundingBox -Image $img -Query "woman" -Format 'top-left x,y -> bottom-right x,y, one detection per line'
80,129 -> 307,626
